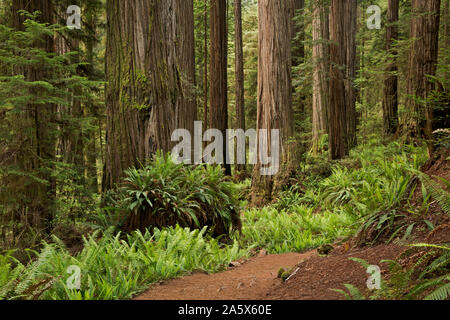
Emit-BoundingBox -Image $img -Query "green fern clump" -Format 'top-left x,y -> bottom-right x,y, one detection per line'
334,244 -> 450,300
9,227 -> 248,300
240,206 -> 355,254
0,249 -> 56,300
117,153 -> 241,238
414,171 -> 450,214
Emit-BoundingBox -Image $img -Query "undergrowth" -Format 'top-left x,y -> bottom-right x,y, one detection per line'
1,138 -> 437,300
0,227 -> 248,300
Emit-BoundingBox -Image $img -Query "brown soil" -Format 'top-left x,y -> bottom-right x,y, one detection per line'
266,244 -> 406,300
134,244 -> 407,300
135,251 -> 314,300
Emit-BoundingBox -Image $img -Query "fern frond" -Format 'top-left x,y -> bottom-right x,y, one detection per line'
425,282 -> 450,300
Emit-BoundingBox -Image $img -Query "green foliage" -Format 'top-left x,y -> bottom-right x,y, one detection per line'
414,170 -> 450,214
333,244 -> 450,300
0,9 -> 102,250
1,226 -> 248,300
0,249 -> 56,300
331,284 -> 366,301
240,206 -> 355,254
117,153 -> 241,237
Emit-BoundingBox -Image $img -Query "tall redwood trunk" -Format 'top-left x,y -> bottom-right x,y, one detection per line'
383,0 -> 400,135
405,0 -> 441,153
312,0 -> 329,154
11,0 -> 56,234
328,0 -> 346,160
103,0 -> 196,190
343,0 -> 357,151
251,0 -> 294,203
234,0 -> 246,172
209,0 -> 231,175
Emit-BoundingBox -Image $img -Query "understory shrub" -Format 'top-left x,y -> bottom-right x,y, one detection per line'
116,153 -> 242,238
240,206 -> 356,254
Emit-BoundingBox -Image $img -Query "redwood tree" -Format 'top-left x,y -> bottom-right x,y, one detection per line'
383,0 -> 400,135
312,0 -> 329,153
328,0 -> 347,160
234,0 -> 246,172
209,0 -> 230,175
103,0 -> 196,190
252,0 -> 294,202
11,0 -> 57,234
405,0 -> 442,152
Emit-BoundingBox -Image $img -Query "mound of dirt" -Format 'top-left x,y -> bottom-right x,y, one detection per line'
265,244 -> 405,300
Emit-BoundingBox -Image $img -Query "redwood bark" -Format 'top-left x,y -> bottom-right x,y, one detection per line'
209,0 -> 231,175
11,0 -> 56,234
328,0 -> 346,160
383,0 -> 400,135
234,0 -> 245,172
312,0 -> 329,153
103,0 -> 196,190
405,0 -> 441,152
252,0 -> 294,202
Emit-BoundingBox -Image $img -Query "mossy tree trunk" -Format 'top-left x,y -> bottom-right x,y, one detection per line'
209,0 -> 231,175
234,0 -> 245,173
383,0 -> 400,136
251,0 -> 295,204
11,0 -> 57,235
405,0 -> 441,154
103,0 -> 196,190
312,0 -> 329,154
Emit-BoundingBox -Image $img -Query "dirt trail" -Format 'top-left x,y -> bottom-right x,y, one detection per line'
135,251 -> 315,300
134,244 -> 408,300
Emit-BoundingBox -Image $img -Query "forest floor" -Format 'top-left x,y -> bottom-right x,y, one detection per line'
135,226 -> 449,300
135,149 -> 450,301
134,245 -> 402,300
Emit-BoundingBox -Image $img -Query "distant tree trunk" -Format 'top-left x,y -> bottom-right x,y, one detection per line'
251,0 -> 294,203
204,0 -> 209,131
11,0 -> 56,234
312,0 -> 329,154
343,0 -> 357,151
234,0 -> 245,172
103,0 -> 196,190
292,0 -> 305,66
405,0 -> 441,153
209,0 -> 231,175
328,0 -> 347,160
383,0 -> 399,136
292,0 -> 305,117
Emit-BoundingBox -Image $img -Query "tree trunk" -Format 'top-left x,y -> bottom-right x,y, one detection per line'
209,0 -> 231,175
343,0 -> 357,151
292,0 -> 305,118
328,0 -> 347,160
103,0 -> 196,190
251,0 -> 294,203
383,0 -> 399,136
292,0 -> 305,66
234,0 -> 245,172
405,0 -> 441,153
11,0 -> 56,235
204,0 -> 209,131
312,0 -> 329,154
